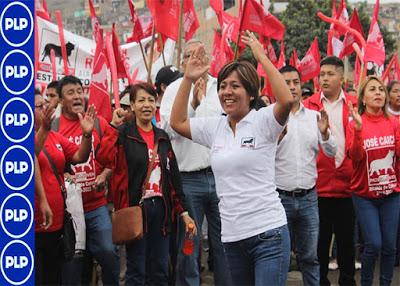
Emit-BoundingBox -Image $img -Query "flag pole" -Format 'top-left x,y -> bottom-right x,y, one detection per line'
138,41 -> 149,73
55,11 -> 70,75
234,0 -> 247,59
147,24 -> 156,84
176,0 -> 184,70
159,33 -> 167,66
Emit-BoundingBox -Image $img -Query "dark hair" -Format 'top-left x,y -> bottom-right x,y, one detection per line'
47,80 -> 59,90
357,75 -> 389,117
279,65 -> 301,79
238,53 -> 258,69
35,88 -> 41,96
387,80 -> 400,94
57,75 -> 83,98
320,56 -> 344,70
129,82 -> 157,102
217,61 -> 259,109
320,56 -> 345,77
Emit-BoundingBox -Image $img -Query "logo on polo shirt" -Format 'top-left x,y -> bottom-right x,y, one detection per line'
241,137 -> 255,148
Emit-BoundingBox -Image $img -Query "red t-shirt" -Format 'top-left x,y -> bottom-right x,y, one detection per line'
137,126 -> 162,199
347,112 -> 400,198
35,131 -> 78,232
58,115 -> 108,212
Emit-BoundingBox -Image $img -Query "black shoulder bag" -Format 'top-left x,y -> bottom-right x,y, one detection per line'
42,147 -> 76,261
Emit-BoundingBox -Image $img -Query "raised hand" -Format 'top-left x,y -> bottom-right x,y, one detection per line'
317,110 -> 330,139
191,77 -> 206,109
111,107 -> 129,127
241,31 -> 266,63
348,102 -> 362,130
78,104 -> 96,135
184,45 -> 210,82
41,104 -> 56,131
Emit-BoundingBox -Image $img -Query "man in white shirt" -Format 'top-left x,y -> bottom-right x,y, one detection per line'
160,39 -> 231,286
276,65 -> 337,285
304,56 -> 357,286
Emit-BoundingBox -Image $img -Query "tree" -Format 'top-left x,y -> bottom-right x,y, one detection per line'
277,0 -> 396,64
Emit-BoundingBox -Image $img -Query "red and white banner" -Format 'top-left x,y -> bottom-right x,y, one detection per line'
36,17 -> 175,89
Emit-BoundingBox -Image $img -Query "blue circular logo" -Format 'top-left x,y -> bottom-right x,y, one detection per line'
0,2 -> 33,48
0,146 -> 33,191
0,194 -> 33,239
0,240 -> 33,285
0,50 -> 34,95
0,98 -> 33,143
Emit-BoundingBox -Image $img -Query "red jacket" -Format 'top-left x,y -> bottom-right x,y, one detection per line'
303,91 -> 357,197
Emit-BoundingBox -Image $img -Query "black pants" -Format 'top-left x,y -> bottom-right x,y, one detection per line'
35,230 -> 63,285
318,197 -> 356,286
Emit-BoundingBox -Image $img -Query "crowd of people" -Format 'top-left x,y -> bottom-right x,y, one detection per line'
34,31 -> 400,286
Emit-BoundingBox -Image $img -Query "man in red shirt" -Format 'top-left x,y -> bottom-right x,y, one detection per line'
55,75 -> 119,285
304,57 -> 357,286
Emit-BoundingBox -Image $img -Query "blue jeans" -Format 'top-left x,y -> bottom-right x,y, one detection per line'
175,169 -> 231,286
279,189 -> 320,285
352,193 -> 400,286
62,205 -> 120,285
126,197 -> 169,286
224,225 -> 290,286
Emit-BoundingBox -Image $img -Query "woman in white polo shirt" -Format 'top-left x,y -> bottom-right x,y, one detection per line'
170,32 -> 293,286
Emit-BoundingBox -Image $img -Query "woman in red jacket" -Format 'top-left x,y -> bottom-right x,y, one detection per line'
347,76 -> 400,286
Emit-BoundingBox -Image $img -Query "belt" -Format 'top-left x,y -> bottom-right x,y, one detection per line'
276,186 -> 315,197
181,166 -> 213,174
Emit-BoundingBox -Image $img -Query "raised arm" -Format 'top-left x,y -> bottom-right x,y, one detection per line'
241,32 -> 293,125
70,105 -> 96,164
170,45 -> 210,139
346,102 -> 365,161
35,105 -> 55,155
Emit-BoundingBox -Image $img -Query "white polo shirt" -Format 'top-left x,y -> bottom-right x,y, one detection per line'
190,105 -> 287,243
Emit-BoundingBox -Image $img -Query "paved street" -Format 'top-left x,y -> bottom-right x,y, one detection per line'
201,253 -> 400,286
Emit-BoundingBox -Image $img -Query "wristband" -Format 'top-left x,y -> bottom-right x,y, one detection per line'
83,132 -> 92,139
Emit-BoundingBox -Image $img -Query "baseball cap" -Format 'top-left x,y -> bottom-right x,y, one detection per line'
155,65 -> 182,94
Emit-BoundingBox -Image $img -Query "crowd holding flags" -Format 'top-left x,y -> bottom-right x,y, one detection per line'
34,0 -> 399,119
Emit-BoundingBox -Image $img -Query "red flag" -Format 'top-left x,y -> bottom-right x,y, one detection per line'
332,0 -> 349,35
339,9 -> 365,58
126,0 -> 144,43
35,0 -> 51,21
88,28 -> 112,122
210,0 -> 223,13
111,24 -> 131,81
276,41 -> 286,69
221,12 -> 240,42
364,0 -> 385,66
210,31 -> 225,77
298,38 -> 320,82
240,0 -> 285,41
382,54 -> 400,83
88,0 -> 100,41
183,0 -> 200,41
147,0 -> 180,41
266,39 -> 277,65
289,49 -> 300,69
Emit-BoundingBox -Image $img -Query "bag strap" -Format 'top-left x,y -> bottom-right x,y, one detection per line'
140,140 -> 159,200
42,147 -> 67,202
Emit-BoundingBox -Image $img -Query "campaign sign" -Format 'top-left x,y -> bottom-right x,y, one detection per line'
0,2 -> 33,48
0,146 -> 33,191
0,98 -> 34,143
0,194 -> 33,239
0,240 -> 34,285
0,50 -> 34,95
